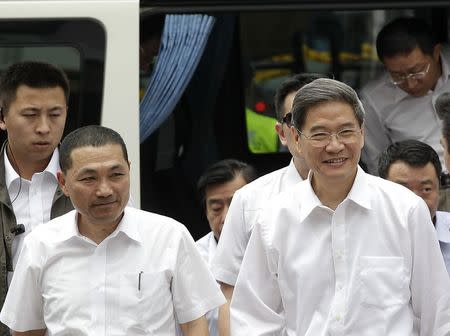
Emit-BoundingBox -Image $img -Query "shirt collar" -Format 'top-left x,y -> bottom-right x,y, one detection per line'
346,166 -> 372,210
57,207 -> 142,245
286,158 -> 304,182
4,147 -> 60,189
435,211 -> 450,243
297,166 -> 371,222
112,207 -> 142,244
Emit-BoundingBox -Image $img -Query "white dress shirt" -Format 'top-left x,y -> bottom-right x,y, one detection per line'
231,167 -> 450,336
0,207 -> 225,335
211,159 -> 302,286
360,46 -> 450,174
5,148 -> 60,284
436,210 -> 450,276
196,231 -> 219,336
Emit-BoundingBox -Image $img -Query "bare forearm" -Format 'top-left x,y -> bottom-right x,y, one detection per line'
180,315 -> 209,336
218,282 -> 234,336
13,329 -> 46,336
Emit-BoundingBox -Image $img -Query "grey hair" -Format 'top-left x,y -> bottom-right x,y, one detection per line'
435,92 -> 450,120
291,78 -> 365,130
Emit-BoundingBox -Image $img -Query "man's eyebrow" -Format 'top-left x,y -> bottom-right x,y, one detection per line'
390,63 -> 427,74
309,122 -> 357,133
207,198 -> 224,206
77,167 -> 97,175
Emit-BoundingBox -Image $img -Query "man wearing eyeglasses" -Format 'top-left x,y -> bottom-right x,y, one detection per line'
211,73 -> 324,336
230,78 -> 450,336
361,17 -> 450,176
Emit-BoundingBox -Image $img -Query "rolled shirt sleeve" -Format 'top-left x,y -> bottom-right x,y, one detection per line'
230,221 -> 284,335
0,237 -> 46,332
212,190 -> 253,286
172,226 -> 226,323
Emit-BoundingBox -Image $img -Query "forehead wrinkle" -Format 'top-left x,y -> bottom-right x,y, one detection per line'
74,162 -> 127,175
309,121 -> 357,133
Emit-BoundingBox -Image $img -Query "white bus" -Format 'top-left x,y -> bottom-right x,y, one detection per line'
2,0 -> 449,238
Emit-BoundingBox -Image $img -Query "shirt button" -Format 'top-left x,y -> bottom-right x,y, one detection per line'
335,314 -> 342,321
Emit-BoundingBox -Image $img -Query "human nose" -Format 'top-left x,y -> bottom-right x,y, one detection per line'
404,75 -> 419,88
96,178 -> 113,197
325,133 -> 344,151
36,115 -> 50,134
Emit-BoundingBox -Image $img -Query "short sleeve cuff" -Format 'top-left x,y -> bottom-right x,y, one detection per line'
211,265 -> 238,286
176,292 -> 226,324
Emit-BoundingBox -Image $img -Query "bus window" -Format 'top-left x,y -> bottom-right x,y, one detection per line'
0,19 -> 106,140
139,4 -> 449,238
240,9 -> 416,154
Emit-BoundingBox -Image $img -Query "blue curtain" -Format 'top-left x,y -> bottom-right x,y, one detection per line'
139,14 -> 216,142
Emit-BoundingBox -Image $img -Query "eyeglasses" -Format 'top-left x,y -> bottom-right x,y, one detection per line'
296,128 -> 363,147
281,112 -> 292,126
390,63 -> 430,85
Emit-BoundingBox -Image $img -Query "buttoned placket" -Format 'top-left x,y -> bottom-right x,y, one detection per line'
29,173 -> 44,230
328,205 -> 347,336
88,238 -> 108,335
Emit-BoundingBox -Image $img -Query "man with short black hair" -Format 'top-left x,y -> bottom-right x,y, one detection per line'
361,17 -> 450,175
0,125 -> 225,336
378,139 -> 450,275
0,61 -> 73,335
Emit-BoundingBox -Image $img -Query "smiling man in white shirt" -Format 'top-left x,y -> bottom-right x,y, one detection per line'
231,78 -> 450,336
211,73 -> 325,336
0,125 -> 225,336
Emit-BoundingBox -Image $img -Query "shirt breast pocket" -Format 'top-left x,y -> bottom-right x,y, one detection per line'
119,271 -> 172,332
358,256 -> 410,309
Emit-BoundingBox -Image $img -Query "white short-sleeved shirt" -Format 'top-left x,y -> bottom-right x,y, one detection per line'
0,207 -> 225,335
436,210 -> 450,276
5,148 -> 60,284
196,231 -> 219,336
231,167 -> 450,336
360,46 -> 450,174
211,159 -> 302,286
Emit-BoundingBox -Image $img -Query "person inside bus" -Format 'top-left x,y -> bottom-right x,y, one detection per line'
378,139 -> 450,276
361,17 -> 450,177
0,125 -> 225,336
211,73 -> 326,336
230,78 -> 450,335
195,158 -> 257,336
0,61 -> 74,335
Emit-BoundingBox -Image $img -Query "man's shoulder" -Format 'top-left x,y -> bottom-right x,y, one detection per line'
26,210 -> 77,243
125,207 -> 188,237
360,73 -> 397,107
195,231 -> 213,259
237,165 -> 289,195
196,231 -> 213,245
365,174 -> 424,206
436,210 -> 450,223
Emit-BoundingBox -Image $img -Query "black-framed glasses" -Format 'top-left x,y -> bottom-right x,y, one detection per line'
281,112 -> 292,126
295,128 -> 363,147
390,63 -> 430,85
